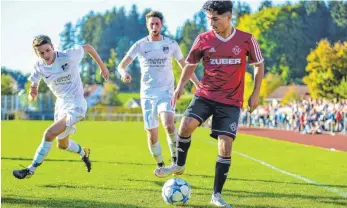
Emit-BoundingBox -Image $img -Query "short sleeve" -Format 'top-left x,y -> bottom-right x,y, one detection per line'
65,45 -> 84,63
126,41 -> 140,59
247,36 -> 264,65
185,35 -> 203,64
27,62 -> 42,84
172,41 -> 184,60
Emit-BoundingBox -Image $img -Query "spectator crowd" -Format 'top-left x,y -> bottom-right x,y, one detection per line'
240,99 -> 347,135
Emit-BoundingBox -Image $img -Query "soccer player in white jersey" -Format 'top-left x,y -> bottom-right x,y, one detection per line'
12,35 -> 110,179
117,11 -> 199,168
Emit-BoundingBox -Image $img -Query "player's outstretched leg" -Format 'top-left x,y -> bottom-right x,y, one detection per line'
146,128 -> 165,168
160,111 -> 177,165
14,140 -> 52,179
13,168 -> 35,179
149,141 -> 165,168
58,137 -> 91,172
154,135 -> 191,177
166,131 -> 177,165
81,147 -> 91,172
12,118 -> 64,179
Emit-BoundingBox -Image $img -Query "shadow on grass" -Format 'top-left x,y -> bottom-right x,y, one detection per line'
185,173 -> 347,189
192,189 -> 347,206
2,197 -> 140,208
39,184 -> 159,193
319,199 -> 347,207
2,157 -> 153,166
38,183 -> 347,207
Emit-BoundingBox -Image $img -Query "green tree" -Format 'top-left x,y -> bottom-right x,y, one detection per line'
329,1 -> 347,28
237,2 -> 341,84
1,74 -> 17,95
60,22 -> 76,50
175,10 -> 207,93
260,73 -> 284,104
1,67 -> 27,89
233,1 -> 251,26
100,82 -> 122,106
304,40 -> 347,99
258,0 -> 273,11
282,85 -> 301,104
334,77 -> 347,99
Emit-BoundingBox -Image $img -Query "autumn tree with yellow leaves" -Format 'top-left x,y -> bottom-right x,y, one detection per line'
304,40 -> 347,99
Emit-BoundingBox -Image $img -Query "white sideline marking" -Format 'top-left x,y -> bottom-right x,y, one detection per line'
204,139 -> 347,198
234,151 -> 347,198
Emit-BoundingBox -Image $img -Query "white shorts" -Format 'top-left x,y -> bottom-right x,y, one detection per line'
54,98 -> 87,139
141,95 -> 175,130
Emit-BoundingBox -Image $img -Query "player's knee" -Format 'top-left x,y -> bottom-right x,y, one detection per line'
218,135 -> 233,156
147,131 -> 158,143
164,123 -> 175,134
178,117 -> 196,136
43,129 -> 55,141
179,125 -> 193,137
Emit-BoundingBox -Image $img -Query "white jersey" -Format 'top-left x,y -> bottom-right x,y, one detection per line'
127,36 -> 183,98
28,45 -> 85,99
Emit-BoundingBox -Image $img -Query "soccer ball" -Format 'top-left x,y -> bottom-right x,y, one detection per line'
161,178 -> 192,205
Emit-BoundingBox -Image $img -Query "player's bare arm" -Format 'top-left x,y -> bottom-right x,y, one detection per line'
117,56 -> 134,83
172,64 -> 198,105
82,44 -> 110,81
248,62 -> 264,113
28,82 -> 39,102
177,59 -> 200,88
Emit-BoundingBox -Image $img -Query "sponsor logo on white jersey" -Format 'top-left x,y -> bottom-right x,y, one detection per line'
210,58 -> 241,65
54,74 -> 72,85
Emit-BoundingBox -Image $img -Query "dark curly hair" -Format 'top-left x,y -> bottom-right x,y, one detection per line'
203,0 -> 233,15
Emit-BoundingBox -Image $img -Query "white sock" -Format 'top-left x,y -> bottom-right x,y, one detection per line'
28,140 -> 53,172
65,139 -> 85,157
167,131 -> 177,159
148,141 -> 163,164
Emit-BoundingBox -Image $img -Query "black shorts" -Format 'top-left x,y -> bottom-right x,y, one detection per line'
183,96 -> 241,139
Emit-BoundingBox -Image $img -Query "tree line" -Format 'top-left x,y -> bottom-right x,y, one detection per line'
2,0 -> 347,101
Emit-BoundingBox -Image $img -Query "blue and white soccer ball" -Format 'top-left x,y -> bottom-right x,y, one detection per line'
162,178 -> 192,205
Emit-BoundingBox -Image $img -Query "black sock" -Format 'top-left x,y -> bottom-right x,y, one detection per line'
157,162 -> 165,167
172,156 -> 177,163
176,135 -> 191,166
213,155 -> 231,194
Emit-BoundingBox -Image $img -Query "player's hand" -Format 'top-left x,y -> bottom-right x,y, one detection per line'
248,92 -> 259,113
100,67 -> 110,81
121,72 -> 132,83
28,85 -> 38,102
171,85 -> 184,107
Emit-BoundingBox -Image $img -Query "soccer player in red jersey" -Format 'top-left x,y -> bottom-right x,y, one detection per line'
155,1 -> 264,207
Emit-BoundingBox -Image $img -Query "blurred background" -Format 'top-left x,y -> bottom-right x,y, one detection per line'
1,0 -> 347,135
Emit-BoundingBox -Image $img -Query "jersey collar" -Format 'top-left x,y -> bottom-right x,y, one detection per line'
214,27 -> 236,42
147,35 -> 163,42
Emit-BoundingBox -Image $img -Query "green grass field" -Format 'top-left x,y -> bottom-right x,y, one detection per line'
2,121 -> 347,208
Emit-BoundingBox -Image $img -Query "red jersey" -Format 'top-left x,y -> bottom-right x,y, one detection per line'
186,29 -> 264,107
